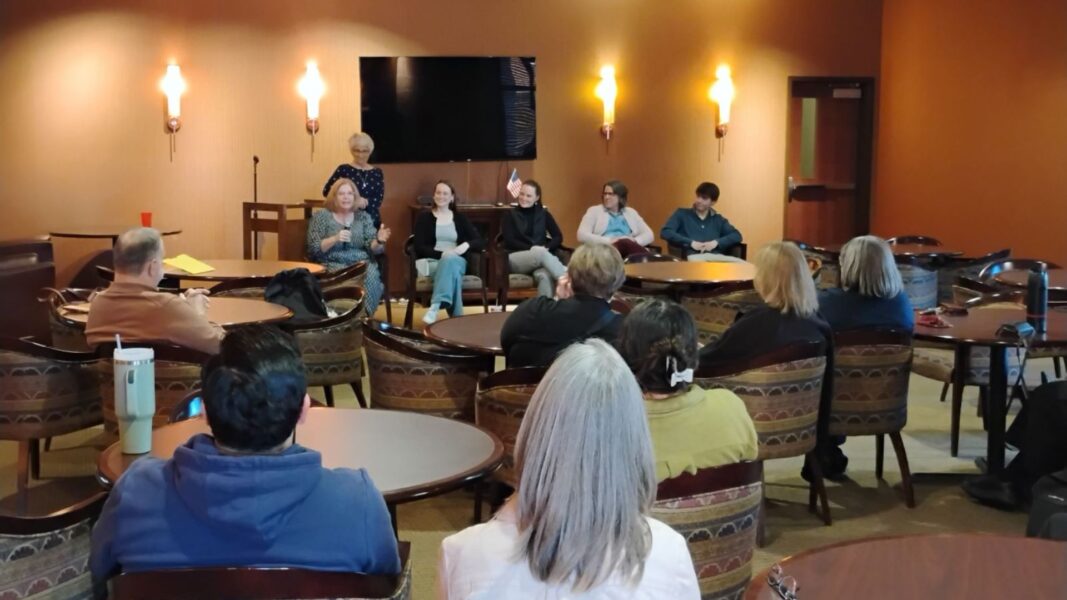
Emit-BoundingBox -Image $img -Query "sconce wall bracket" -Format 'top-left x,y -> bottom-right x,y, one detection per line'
600,123 -> 614,140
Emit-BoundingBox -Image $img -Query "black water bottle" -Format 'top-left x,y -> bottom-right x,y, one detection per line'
1026,263 -> 1048,334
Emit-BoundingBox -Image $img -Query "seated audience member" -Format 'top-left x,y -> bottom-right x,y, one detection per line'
306,177 -> 391,315
438,339 -> 700,599
322,132 -> 386,227
616,299 -> 758,482
577,180 -> 655,258
818,235 -> 913,331
660,181 -> 743,261
502,179 -> 566,298
501,242 -> 625,368
414,180 -> 485,324
85,227 -> 224,354
90,325 -> 400,582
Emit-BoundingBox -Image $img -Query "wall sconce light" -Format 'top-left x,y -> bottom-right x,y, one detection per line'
708,64 -> 735,160
298,60 -> 325,160
594,65 -> 617,141
160,63 -> 186,161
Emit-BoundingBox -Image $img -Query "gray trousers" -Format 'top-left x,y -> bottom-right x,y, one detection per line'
508,248 -> 567,297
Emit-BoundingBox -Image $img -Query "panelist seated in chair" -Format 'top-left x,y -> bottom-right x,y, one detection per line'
438,339 -> 700,599
85,227 -> 224,354
818,235 -> 913,331
90,325 -> 400,582
617,299 -> 757,483
307,177 -> 390,316
502,242 -> 625,368
577,180 -> 656,259
660,181 -> 743,261
414,180 -> 485,325
502,179 -> 567,298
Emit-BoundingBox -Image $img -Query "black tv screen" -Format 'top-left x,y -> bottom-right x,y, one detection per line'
359,56 -> 536,163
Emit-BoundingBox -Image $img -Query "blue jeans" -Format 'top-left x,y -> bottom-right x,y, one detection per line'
429,253 -> 468,316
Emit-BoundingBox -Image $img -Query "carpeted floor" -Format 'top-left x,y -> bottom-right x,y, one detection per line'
0,300 -> 1041,598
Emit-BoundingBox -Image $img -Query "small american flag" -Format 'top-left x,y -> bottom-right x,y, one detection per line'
506,169 -> 522,198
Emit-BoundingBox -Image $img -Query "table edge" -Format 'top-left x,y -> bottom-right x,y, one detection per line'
423,313 -> 507,355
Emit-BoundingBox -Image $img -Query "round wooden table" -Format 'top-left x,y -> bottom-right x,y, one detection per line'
994,269 -> 1067,291
914,306 -> 1067,474
623,261 -> 756,287
60,297 -> 292,328
424,311 -> 509,355
815,242 -> 962,260
745,533 -> 1067,599
163,259 -> 325,282
49,226 -> 182,245
97,407 -> 504,508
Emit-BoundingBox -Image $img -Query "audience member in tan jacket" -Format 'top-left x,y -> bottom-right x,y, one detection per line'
86,228 -> 224,354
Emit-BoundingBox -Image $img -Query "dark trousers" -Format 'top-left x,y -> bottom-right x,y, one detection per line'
1005,381 -> 1067,492
612,238 -> 649,258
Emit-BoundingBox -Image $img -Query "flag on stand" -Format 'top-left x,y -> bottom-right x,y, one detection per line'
506,169 -> 523,198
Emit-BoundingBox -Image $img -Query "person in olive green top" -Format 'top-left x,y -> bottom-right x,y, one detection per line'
615,299 -> 758,482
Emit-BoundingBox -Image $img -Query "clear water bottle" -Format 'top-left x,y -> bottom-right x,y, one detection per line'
1026,264 -> 1048,334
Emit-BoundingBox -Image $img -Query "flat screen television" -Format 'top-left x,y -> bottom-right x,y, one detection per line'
359,56 -> 536,163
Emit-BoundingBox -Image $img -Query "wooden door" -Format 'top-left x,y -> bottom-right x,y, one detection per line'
784,78 -> 875,246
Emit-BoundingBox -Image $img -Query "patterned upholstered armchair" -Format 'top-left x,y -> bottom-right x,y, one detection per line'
281,286 -> 367,408
789,240 -> 839,290
402,235 -> 489,328
108,541 -> 413,600
695,342 -> 831,527
936,248 -> 1011,304
652,462 -> 763,600
363,321 -> 493,421
37,287 -> 94,351
0,491 -> 107,600
679,282 -> 763,346
0,337 -> 102,509
829,328 -> 916,507
895,255 -> 938,310
95,343 -> 210,436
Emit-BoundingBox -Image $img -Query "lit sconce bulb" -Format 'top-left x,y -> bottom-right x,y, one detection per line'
298,60 -> 325,132
595,65 -> 617,140
708,64 -> 734,137
160,63 -> 186,161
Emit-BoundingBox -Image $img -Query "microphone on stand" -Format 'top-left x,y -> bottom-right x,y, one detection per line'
252,155 -> 260,259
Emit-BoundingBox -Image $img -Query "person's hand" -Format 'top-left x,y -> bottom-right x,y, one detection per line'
690,241 -> 704,251
705,240 -> 719,252
454,242 -> 470,256
337,229 -> 352,244
377,225 -> 391,243
185,292 -> 210,316
555,274 -> 574,299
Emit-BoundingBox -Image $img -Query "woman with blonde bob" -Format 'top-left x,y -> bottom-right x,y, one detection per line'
819,235 -> 914,331
438,339 -> 700,598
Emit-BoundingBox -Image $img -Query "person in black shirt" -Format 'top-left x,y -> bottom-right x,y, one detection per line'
412,181 -> 485,324
501,243 -> 624,368
502,180 -> 566,298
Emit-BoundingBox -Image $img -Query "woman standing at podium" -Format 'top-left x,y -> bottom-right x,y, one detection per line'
322,132 -> 386,227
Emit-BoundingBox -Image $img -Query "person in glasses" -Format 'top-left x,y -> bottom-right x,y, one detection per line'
577,180 -> 656,258
322,132 -> 386,228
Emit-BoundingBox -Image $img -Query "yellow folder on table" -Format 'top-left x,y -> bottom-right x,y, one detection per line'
164,254 -> 215,274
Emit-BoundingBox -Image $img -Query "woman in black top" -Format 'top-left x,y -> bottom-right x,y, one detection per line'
502,180 -> 566,298
412,181 -> 485,324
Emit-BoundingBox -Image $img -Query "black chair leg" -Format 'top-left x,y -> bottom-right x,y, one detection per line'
404,296 -> 415,329
44,437 -> 52,452
472,480 -> 483,524
351,381 -> 367,408
875,434 -> 885,480
30,439 -> 41,480
950,382 -> 965,457
1055,356 -> 1063,380
890,432 -> 916,508
323,386 -> 335,408
939,382 -> 949,403
805,451 -> 832,525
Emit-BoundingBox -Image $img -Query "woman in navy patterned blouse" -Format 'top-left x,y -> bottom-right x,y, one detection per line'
322,132 -> 386,227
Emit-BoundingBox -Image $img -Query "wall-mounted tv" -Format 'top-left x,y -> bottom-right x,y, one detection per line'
359,56 -> 536,163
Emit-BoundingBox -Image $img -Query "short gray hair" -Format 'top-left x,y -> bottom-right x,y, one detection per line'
568,243 -> 625,299
114,227 -> 163,274
839,235 -> 903,298
348,131 -> 374,153
514,338 -> 656,592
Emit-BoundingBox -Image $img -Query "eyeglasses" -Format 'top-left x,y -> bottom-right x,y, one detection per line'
768,564 -> 798,600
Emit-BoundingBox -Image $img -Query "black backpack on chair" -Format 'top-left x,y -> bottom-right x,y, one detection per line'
264,268 -> 330,324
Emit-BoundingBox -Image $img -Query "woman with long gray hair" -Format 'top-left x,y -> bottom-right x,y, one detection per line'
437,339 -> 699,598
818,235 -> 914,331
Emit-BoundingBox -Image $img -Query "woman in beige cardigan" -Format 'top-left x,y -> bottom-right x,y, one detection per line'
577,180 -> 655,258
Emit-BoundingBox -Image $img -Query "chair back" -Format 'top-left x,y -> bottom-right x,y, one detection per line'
791,243 -> 839,290
282,287 -> 366,388
109,541 -> 412,600
475,366 -> 547,487
679,282 -> 762,345
0,337 -> 102,442
979,258 -> 1062,281
828,329 -> 913,437
208,276 -> 271,298
695,342 -> 827,461
318,260 -> 369,292
69,249 -> 113,289
363,321 -> 492,420
937,248 -> 1011,303
0,491 -> 107,600
38,287 -> 94,351
895,257 -> 937,310
0,237 -> 55,341
886,235 -> 942,246
95,343 -> 209,434
652,462 -> 763,600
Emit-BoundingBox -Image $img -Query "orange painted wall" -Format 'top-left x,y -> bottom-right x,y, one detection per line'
0,1 -> 882,287
874,0 -> 1067,262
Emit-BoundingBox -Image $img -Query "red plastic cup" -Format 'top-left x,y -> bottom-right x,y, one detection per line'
140,212 -> 153,227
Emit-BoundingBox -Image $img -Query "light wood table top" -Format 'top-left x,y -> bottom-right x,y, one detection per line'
163,259 -> 325,282
623,261 -> 756,286
424,311 -> 509,355
61,297 -> 293,328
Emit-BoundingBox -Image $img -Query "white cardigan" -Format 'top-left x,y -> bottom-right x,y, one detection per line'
437,502 -> 700,599
576,205 -> 655,247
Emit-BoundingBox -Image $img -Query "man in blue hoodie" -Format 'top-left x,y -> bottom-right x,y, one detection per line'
90,325 -> 400,583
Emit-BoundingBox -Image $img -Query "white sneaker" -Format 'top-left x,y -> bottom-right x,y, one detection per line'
422,306 -> 440,325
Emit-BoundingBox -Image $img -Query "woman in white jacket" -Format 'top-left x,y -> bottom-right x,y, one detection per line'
577,180 -> 656,258
437,339 -> 700,599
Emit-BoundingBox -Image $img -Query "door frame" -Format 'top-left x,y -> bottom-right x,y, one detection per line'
783,76 -> 876,241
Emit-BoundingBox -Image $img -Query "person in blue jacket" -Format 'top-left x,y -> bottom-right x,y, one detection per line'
90,325 -> 400,584
660,182 -> 743,261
